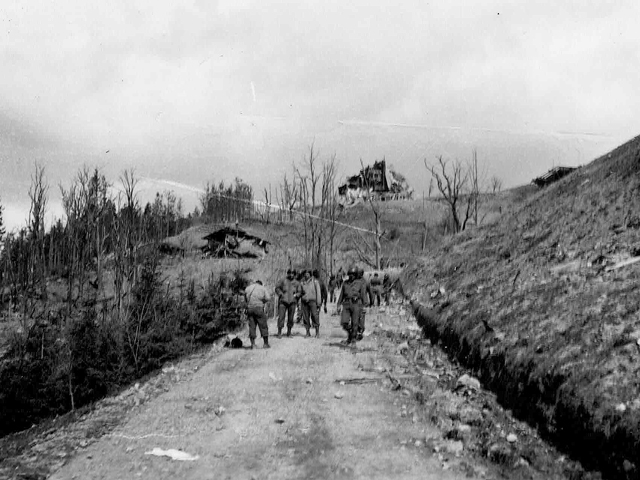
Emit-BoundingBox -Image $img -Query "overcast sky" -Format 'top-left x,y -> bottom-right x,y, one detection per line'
1,1 -> 639,230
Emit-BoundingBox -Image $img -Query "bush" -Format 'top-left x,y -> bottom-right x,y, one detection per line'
0,266 -> 249,437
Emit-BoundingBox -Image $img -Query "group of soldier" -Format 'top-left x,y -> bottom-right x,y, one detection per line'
243,266 -> 391,349
274,268 -> 327,340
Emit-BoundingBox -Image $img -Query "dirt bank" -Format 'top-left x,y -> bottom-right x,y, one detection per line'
400,135 -> 640,480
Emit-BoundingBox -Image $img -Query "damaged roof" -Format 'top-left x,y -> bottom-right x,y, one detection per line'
532,166 -> 578,188
202,226 -> 270,244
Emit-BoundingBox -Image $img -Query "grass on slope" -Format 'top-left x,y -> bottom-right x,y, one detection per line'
403,134 -> 640,478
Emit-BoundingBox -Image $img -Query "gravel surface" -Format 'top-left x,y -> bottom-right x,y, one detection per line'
2,304 -> 595,479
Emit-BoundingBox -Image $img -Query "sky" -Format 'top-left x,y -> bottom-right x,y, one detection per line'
1,0 -> 639,231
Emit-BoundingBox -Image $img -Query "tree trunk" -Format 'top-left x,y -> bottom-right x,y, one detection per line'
375,216 -> 381,270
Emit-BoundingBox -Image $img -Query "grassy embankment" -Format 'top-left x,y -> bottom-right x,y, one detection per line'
403,134 -> 640,478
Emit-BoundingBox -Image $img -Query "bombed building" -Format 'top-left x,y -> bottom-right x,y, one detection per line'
201,226 -> 270,258
338,160 -> 413,205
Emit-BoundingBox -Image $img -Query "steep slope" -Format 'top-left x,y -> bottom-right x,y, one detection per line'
403,134 -> 640,478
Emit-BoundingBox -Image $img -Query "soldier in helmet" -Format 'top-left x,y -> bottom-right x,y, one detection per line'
275,268 -> 299,338
299,269 -> 322,337
356,267 -> 370,341
328,274 -> 337,304
294,269 -> 304,324
337,266 -> 367,344
370,272 -> 382,307
243,279 -> 271,349
313,269 -> 328,314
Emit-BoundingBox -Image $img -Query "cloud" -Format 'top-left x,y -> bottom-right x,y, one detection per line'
1,0 -> 639,225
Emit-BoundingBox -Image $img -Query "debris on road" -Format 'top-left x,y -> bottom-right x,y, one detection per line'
369,304 -> 596,479
144,448 -> 199,461
334,392 -> 344,399
334,377 -> 379,385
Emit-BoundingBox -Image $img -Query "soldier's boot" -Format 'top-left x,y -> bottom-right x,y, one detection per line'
277,328 -> 282,339
250,338 -> 256,350
305,329 -> 311,337
315,327 -> 320,338
286,327 -> 292,337
346,329 -> 355,345
263,336 -> 271,349
341,325 -> 349,343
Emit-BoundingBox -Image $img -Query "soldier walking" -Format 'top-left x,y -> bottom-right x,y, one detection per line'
294,269 -> 304,324
275,269 -> 299,338
243,279 -> 271,349
370,272 -> 382,307
299,269 -> 322,337
313,269 -> 328,314
336,267 -> 345,291
356,267 -> 370,340
382,273 -> 391,305
328,274 -> 337,303
337,267 -> 367,344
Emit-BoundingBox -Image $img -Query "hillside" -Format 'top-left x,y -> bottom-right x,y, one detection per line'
403,134 -> 640,478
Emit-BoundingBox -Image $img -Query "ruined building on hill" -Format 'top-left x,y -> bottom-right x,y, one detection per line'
338,159 -> 413,206
531,166 -> 579,188
201,226 -> 270,259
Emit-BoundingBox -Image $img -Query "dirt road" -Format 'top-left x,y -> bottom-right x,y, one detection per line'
42,306 -> 592,480
46,308 -> 474,480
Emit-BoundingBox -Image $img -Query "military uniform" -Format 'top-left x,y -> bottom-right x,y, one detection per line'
328,275 -> 337,303
244,281 -> 271,349
382,273 -> 391,304
370,273 -> 382,306
356,268 -> 368,339
338,268 -> 367,344
275,270 -> 299,337
313,269 -> 328,314
299,271 -> 322,337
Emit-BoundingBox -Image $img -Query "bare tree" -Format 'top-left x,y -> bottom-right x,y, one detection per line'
283,144 -> 344,274
490,175 -> 503,194
28,164 -> 49,300
120,168 -> 140,273
322,155 -> 344,275
262,185 -> 273,224
425,156 -> 473,234
470,149 -> 480,226
111,169 -> 141,319
359,159 -> 384,269
59,166 -> 111,307
0,197 -> 5,304
294,143 -> 321,267
277,173 -> 299,222
0,196 -> 5,245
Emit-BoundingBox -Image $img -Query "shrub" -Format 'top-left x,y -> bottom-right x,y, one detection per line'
0,266 -> 249,437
